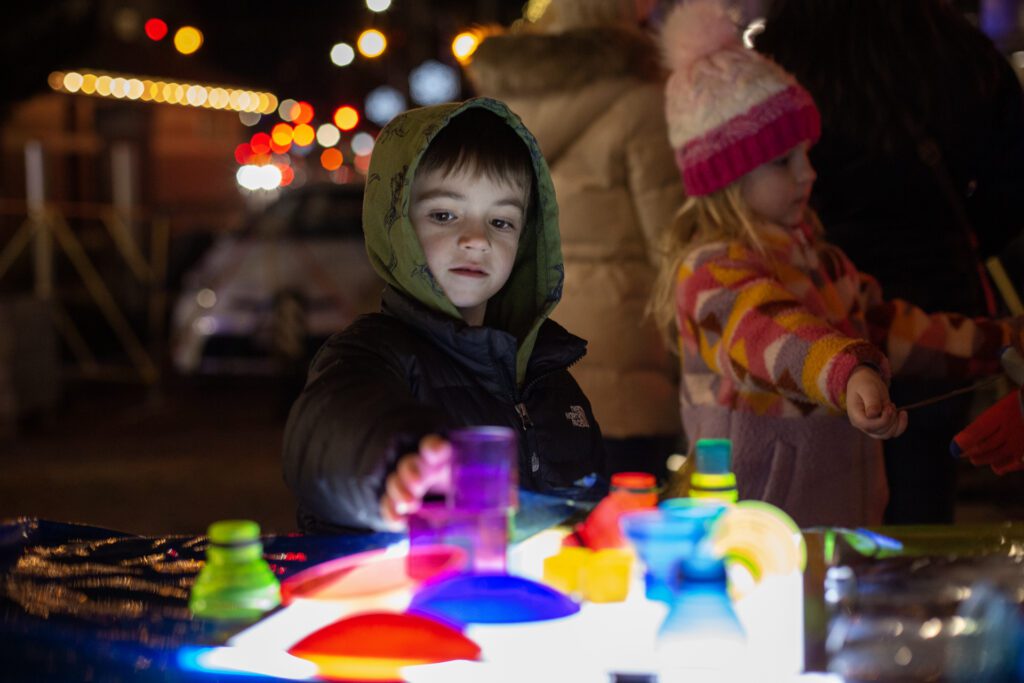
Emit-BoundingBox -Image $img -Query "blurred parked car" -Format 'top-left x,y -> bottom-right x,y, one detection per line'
170,182 -> 383,375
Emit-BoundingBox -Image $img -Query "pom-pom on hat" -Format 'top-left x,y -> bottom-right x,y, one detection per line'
661,0 -> 820,196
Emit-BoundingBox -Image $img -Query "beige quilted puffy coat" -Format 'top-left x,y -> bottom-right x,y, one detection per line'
468,26 -> 683,439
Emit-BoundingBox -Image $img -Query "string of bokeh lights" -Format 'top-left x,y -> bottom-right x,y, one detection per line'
45,0 -> 547,193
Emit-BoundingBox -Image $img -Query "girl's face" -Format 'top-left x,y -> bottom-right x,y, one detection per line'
740,141 -> 817,228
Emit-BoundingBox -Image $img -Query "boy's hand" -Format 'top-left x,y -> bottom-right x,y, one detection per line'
380,434 -> 452,529
846,366 -> 908,439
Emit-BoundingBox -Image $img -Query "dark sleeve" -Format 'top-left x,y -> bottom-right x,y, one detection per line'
282,328 -> 448,532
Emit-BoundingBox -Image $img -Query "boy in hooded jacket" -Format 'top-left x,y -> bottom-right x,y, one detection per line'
283,99 -> 605,533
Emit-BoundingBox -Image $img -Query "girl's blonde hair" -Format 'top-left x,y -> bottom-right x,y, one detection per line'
648,183 -> 824,350
648,183 -> 766,350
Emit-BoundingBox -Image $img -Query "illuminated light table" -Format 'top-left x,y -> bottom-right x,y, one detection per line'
0,491 -> 589,682
8,502 -> 1019,681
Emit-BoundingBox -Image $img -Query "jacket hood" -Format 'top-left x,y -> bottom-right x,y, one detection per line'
363,97 -> 564,384
466,26 -> 662,165
467,26 -> 662,99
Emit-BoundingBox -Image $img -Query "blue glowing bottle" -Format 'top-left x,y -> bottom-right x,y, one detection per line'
621,501 -> 746,681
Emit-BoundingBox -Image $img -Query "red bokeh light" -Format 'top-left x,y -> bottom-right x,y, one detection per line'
145,18 -> 168,41
279,165 -> 296,187
234,143 -> 252,165
250,132 -> 271,155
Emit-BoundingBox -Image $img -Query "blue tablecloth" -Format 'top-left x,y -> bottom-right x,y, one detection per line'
0,491 -> 587,682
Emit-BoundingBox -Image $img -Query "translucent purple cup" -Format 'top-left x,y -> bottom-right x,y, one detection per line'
448,426 -> 518,512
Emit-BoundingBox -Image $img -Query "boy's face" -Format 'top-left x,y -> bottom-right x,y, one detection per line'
740,140 -> 817,228
410,166 -> 527,326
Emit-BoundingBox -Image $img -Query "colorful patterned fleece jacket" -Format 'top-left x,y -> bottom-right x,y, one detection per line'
676,222 -> 1022,418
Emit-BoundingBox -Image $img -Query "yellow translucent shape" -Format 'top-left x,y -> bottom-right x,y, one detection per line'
580,548 -> 633,603
95,75 -> 112,96
294,654 -> 435,682
541,546 -> 590,595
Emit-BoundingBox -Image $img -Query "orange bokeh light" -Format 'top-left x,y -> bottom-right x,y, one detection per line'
293,101 -> 315,125
269,138 -> 292,155
333,106 -> 359,131
271,123 -> 294,146
321,148 -> 344,171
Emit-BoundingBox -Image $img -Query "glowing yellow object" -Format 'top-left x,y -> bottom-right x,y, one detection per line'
710,500 -> 805,598
579,548 -> 633,603
542,546 -> 589,594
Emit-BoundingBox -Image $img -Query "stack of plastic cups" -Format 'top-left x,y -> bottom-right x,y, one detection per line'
408,426 -> 518,573
689,438 -> 738,503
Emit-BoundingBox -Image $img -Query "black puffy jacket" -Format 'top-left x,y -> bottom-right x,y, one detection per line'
283,287 -> 605,533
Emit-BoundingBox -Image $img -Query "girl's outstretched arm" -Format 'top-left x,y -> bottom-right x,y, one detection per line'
677,243 -> 889,413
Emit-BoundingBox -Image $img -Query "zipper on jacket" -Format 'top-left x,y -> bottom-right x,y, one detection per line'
514,352 -> 584,482
514,401 -> 541,478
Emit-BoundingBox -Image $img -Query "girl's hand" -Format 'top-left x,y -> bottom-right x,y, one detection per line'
380,434 -> 452,529
846,366 -> 908,439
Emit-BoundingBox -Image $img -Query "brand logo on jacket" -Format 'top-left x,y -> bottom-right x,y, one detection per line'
565,405 -> 590,428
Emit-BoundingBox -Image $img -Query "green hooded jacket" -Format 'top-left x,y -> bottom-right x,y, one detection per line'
362,97 -> 564,385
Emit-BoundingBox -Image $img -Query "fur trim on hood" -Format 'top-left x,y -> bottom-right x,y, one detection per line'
467,26 -> 663,98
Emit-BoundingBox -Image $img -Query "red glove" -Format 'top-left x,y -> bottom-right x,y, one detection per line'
951,388 -> 1024,475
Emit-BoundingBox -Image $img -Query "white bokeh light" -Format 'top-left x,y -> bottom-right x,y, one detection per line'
236,164 -> 283,191
316,123 -> 341,147
330,42 -> 355,67
351,132 -> 375,156
409,60 -> 460,106
277,98 -> 298,122
365,85 -> 407,126
366,0 -> 392,12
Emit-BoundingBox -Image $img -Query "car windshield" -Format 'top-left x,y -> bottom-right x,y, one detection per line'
250,184 -> 364,239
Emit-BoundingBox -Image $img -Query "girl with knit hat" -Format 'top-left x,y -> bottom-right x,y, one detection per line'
650,0 -> 1024,527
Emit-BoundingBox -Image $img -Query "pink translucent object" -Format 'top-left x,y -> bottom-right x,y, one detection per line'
279,545 -> 467,604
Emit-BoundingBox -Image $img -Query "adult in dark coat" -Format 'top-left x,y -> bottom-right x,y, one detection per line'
755,0 -> 1024,523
